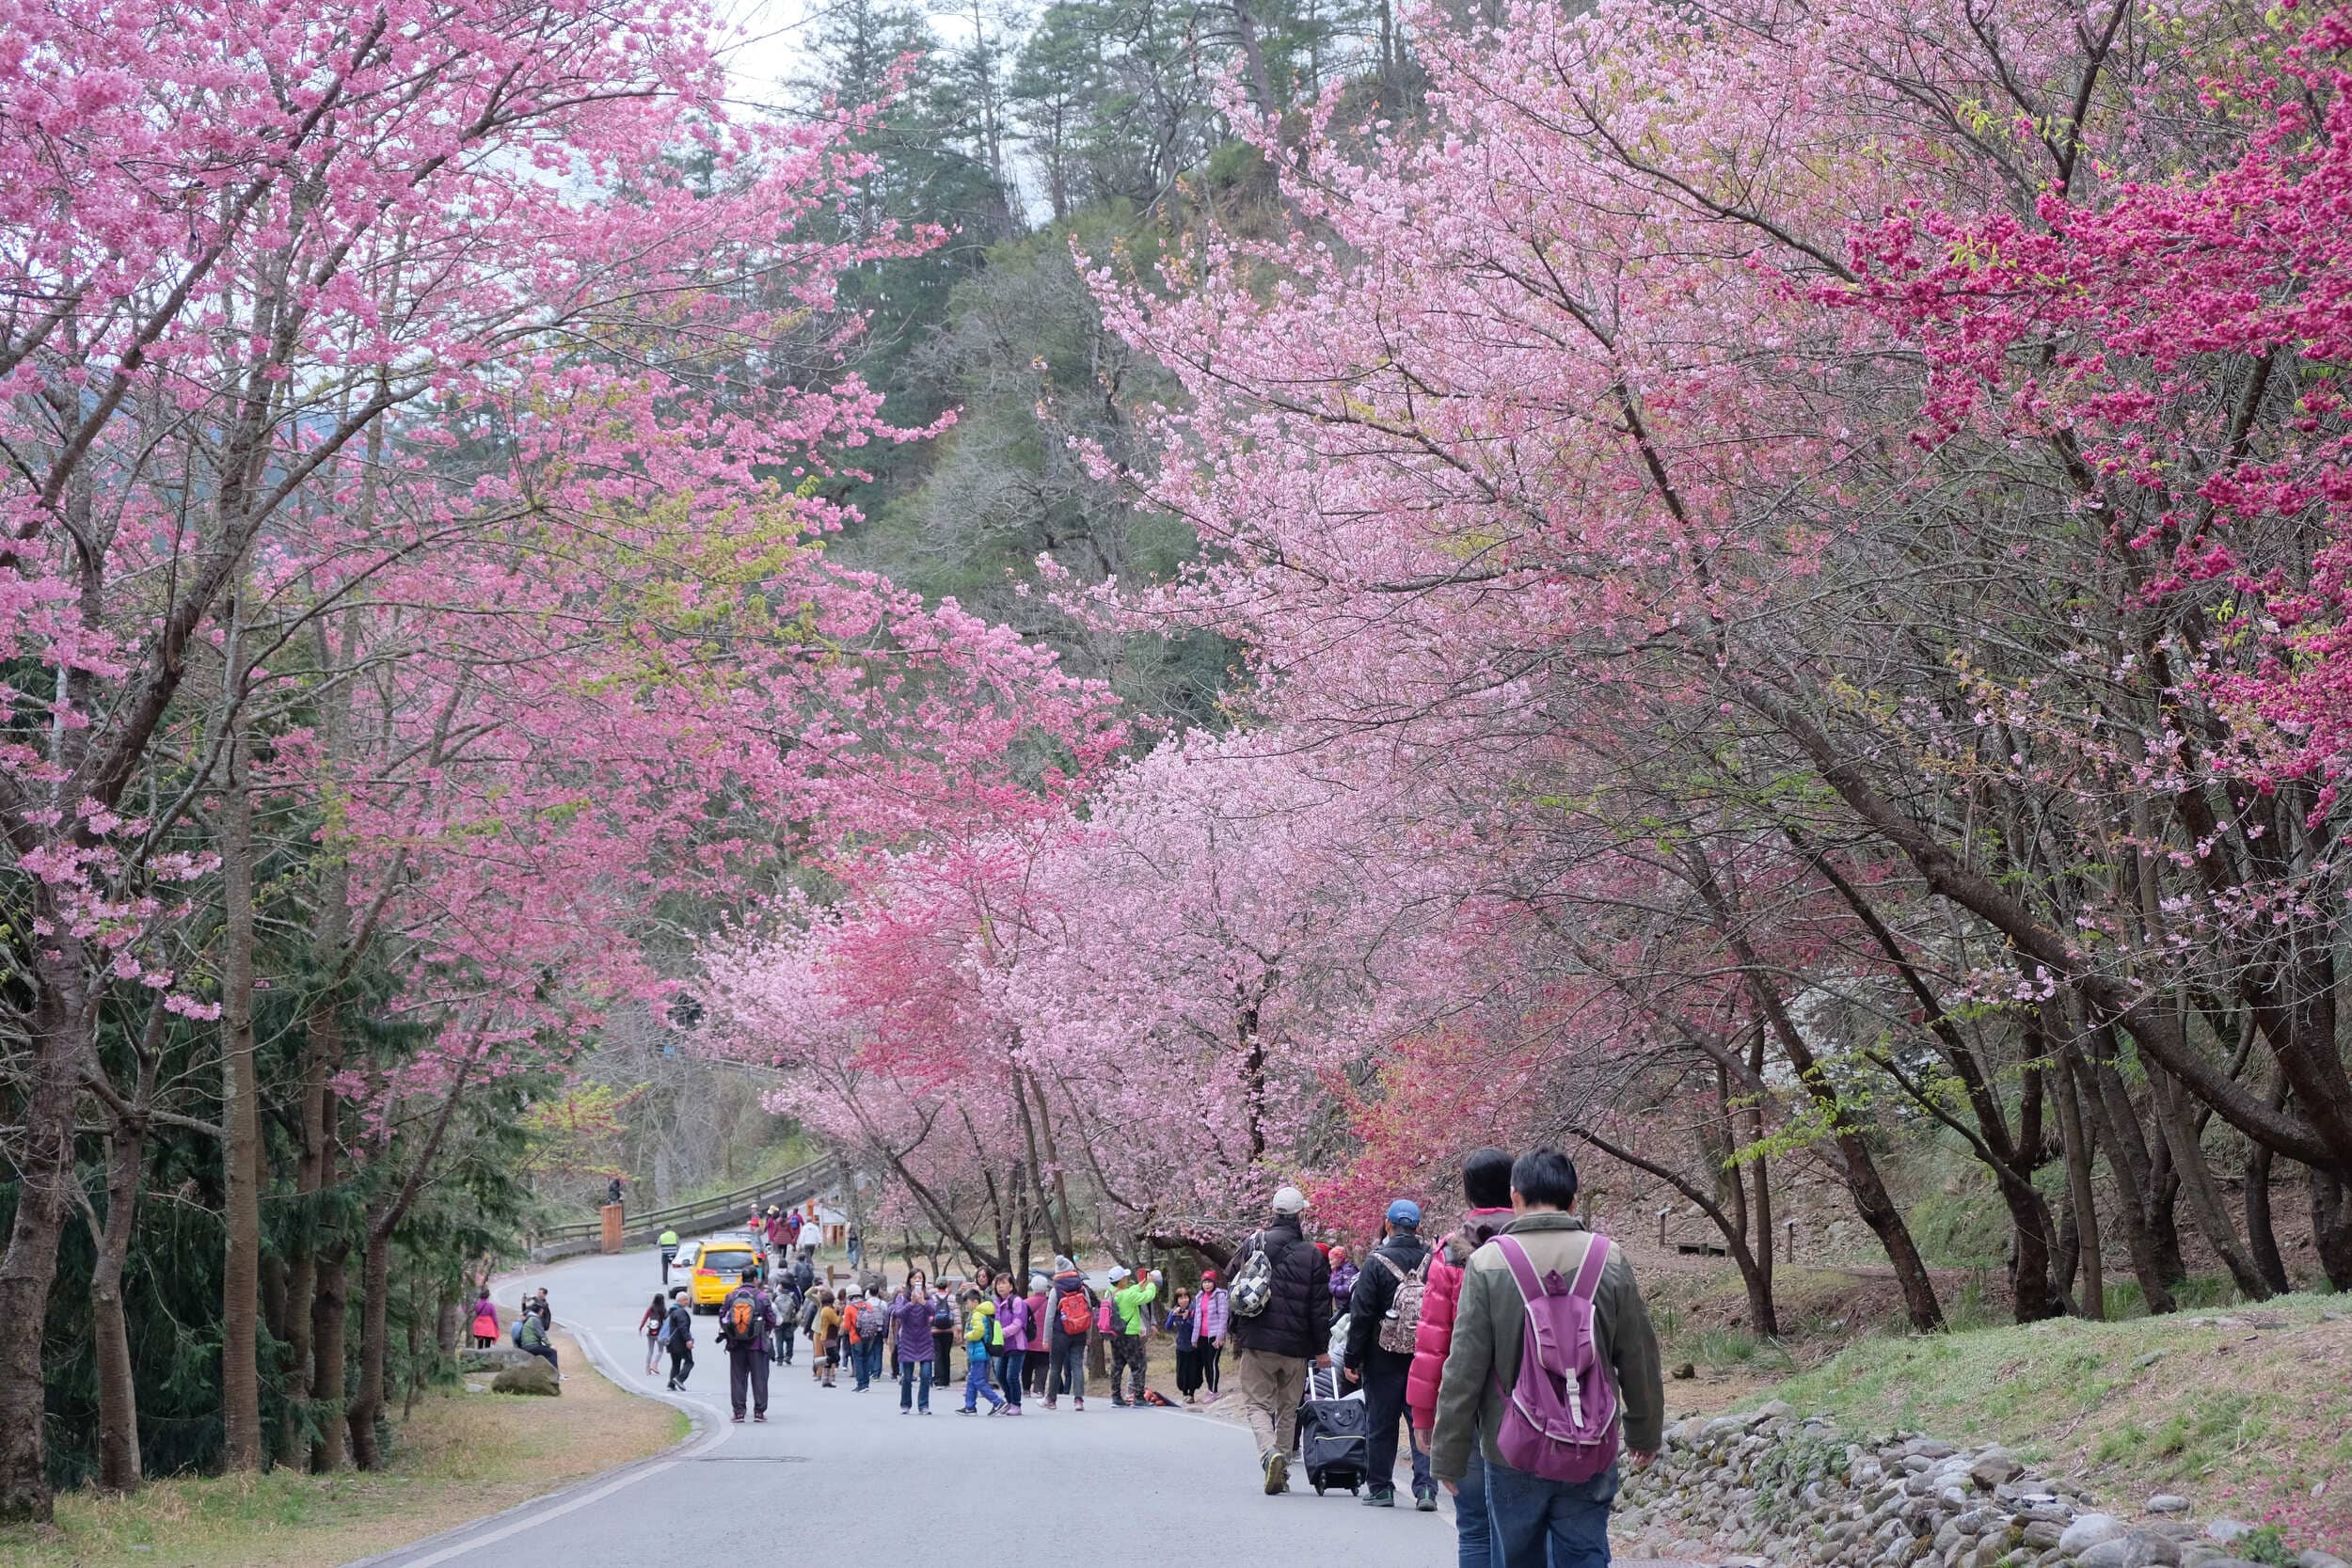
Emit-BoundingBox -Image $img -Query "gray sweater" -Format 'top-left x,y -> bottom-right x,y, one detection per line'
1428,1211 -> 1663,1483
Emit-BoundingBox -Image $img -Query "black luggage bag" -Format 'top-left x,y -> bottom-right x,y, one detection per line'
1296,1363 -> 1370,1496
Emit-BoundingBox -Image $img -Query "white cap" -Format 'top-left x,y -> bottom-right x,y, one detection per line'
1107,1265 -> 1130,1283
1272,1185 -> 1310,1215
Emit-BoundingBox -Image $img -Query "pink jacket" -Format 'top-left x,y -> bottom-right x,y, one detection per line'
1406,1206 -> 1514,1433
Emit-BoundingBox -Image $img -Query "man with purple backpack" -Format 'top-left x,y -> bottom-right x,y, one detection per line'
1430,1149 -> 1662,1568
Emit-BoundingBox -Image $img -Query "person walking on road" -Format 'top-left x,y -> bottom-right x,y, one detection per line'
1410,1147 -> 1517,1567
1169,1286 -> 1202,1402
1431,1149 -> 1664,1568
991,1274 -> 1029,1411
1044,1256 -> 1093,1410
771,1275 -> 802,1367
1105,1265 -> 1158,1407
664,1288 -> 695,1390
1327,1243 -> 1359,1309
1025,1275 -> 1052,1395
892,1271 -> 936,1414
958,1289 -> 1006,1415
1344,1199 -> 1436,1511
812,1289 -> 841,1388
1194,1269 -> 1229,1395
930,1285 -> 957,1387
469,1291 -> 499,1350
719,1268 -> 778,1423
659,1227 -> 681,1284
1228,1184 -> 1330,1495
640,1291 -> 668,1375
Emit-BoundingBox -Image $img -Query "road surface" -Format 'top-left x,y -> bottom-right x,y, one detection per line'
355,1244 -> 1471,1568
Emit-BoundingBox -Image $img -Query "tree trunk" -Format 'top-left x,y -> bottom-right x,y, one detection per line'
2245,1146 -> 2290,1294
2053,1041 -> 2104,1319
2312,1165 -> 2351,1291
349,1227 -> 392,1468
0,959 -> 92,1522
2073,1046 -> 2174,1313
2151,1069 -> 2270,1300
311,1240 -> 350,1472
220,723 -> 265,1472
89,1114 -> 149,1493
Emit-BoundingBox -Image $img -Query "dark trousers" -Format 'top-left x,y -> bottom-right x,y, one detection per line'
1049,1334 -> 1086,1400
667,1340 -> 693,1387
996,1344 -> 1024,1406
1109,1333 -> 1146,1401
773,1322 -> 795,1364
1199,1338 -> 1223,1392
1360,1347 -> 1429,1494
728,1344 -> 770,1418
1175,1344 -> 1203,1395
1025,1348 -> 1049,1394
660,1245 -> 676,1283
523,1342 -> 559,1371
932,1330 -> 954,1382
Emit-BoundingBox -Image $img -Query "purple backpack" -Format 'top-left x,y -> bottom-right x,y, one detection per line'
1489,1232 -> 1621,1483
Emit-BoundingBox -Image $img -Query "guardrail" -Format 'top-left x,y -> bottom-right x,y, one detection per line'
529,1154 -> 842,1259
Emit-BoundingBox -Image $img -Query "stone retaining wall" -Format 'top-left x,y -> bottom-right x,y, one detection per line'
1613,1403 -> 2345,1568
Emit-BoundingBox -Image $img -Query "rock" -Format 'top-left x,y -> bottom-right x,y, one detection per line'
2132,1351 -> 2167,1371
2060,1516 -> 2128,1556
1752,1400 -> 1795,1425
459,1347 -> 536,1372
1971,1455 -> 2026,1489
2301,1555 -> 2352,1568
490,1357 -> 560,1396
463,1381 -> 487,1393
2202,1523 -> 2253,1545
2021,1523 -> 2066,1551
2147,1496 -> 2191,1515
2073,1534 -> 2183,1568
1942,1486 -> 1973,1512
1674,1362 -> 1697,1380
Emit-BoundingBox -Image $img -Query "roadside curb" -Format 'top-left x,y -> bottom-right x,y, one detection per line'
339,1278 -> 723,1568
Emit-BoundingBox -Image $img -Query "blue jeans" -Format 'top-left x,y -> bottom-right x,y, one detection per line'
997,1344 -> 1025,1406
898,1354 -> 932,1411
852,1341 -> 872,1391
1456,1449 -> 1491,1568
963,1353 -> 1004,1410
1483,1457 -> 1617,1568
865,1337 -> 885,1387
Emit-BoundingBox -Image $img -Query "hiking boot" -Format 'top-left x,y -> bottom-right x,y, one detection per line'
1414,1482 -> 1438,1512
1263,1449 -> 1290,1496
1363,1486 -> 1395,1508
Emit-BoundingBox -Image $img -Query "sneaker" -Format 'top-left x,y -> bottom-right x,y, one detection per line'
1263,1450 -> 1290,1496
1363,1487 -> 1396,1508
754,1413 -> 767,1423
732,1414 -> 745,1424
960,1406 -> 977,1416
1044,1399 -> 1057,1410
1110,1398 -> 1128,1408
1073,1397 -> 1085,1411
986,1404 -> 1004,1417
1414,1483 -> 1438,1513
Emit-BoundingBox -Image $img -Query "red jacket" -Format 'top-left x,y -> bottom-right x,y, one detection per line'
1406,1206 -> 1514,1433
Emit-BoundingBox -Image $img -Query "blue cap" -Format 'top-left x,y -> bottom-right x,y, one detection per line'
1386,1199 -> 1422,1229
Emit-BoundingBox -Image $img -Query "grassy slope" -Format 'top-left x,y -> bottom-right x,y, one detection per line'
1756,1294 -> 2352,1544
0,1332 -> 687,1568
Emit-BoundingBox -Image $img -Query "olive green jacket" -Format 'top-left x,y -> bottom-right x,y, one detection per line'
1428,1212 -> 1663,1484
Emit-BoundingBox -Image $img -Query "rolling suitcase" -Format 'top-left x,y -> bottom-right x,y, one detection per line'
1296,1363 -> 1370,1496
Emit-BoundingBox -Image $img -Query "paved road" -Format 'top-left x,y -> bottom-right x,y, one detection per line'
357,1245 -> 1466,1568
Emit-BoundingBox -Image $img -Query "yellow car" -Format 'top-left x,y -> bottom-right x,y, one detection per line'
688,1240 -> 761,1311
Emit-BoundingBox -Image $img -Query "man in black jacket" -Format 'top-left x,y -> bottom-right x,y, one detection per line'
1343,1199 -> 1435,1510
1229,1184 -> 1330,1496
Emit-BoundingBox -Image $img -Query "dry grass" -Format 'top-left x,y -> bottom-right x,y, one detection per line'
0,1333 -> 687,1568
